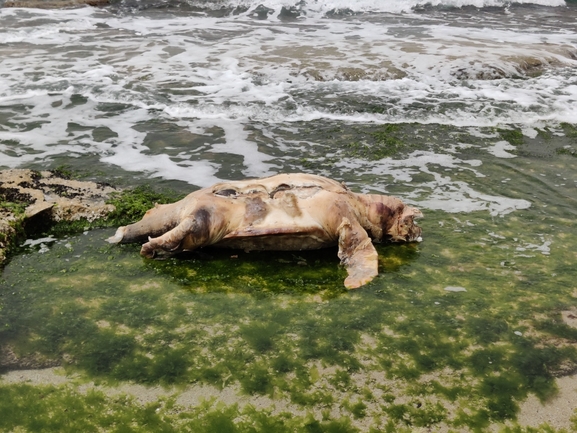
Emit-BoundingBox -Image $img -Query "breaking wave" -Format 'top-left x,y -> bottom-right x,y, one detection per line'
111,0 -> 569,14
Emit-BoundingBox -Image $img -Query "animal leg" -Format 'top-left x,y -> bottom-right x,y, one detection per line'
140,216 -> 200,258
337,217 -> 379,289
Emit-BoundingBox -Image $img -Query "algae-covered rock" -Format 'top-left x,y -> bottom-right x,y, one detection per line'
0,214 -> 17,266
0,169 -> 120,266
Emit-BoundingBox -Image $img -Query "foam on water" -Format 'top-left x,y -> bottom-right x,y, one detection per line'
0,4 -> 576,214
341,150 -> 533,216
168,0 -> 567,15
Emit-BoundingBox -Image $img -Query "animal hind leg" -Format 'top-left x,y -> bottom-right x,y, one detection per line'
140,216 -> 202,258
337,217 -> 379,289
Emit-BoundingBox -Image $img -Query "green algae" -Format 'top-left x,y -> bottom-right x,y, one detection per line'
345,124 -> 407,160
498,128 -> 524,146
0,384 -> 170,433
1,173 -> 186,270
0,190 -> 28,263
0,384 -> 577,433
2,206 -> 577,431
0,383 -> 368,433
146,247 -> 348,297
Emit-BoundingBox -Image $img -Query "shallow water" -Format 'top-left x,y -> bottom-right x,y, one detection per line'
1,160 -> 577,430
1,0 -> 577,430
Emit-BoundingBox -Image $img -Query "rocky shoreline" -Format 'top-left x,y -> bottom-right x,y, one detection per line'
0,169 -> 120,266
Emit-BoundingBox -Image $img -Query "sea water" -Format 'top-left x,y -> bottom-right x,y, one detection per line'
1,0 -> 577,431
0,0 -> 576,204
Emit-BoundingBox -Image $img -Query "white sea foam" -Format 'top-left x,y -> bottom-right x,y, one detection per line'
487,141 -> 517,159
516,236 -> 552,256
181,0 -> 567,15
0,4 -> 574,214
335,151 -> 532,216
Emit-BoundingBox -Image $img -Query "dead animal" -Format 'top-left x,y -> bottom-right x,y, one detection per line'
107,173 -> 423,289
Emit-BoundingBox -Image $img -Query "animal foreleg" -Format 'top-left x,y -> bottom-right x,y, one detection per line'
337,217 -> 379,289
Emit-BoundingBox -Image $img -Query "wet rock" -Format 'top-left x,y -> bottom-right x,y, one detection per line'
0,169 -> 120,266
302,69 -> 327,81
336,67 -> 367,81
279,5 -> 305,20
249,4 -> 274,19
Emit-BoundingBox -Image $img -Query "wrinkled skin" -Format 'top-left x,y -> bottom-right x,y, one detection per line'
107,174 -> 423,289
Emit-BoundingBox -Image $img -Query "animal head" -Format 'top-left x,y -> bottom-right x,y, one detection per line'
387,206 -> 423,243
362,194 -> 423,243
